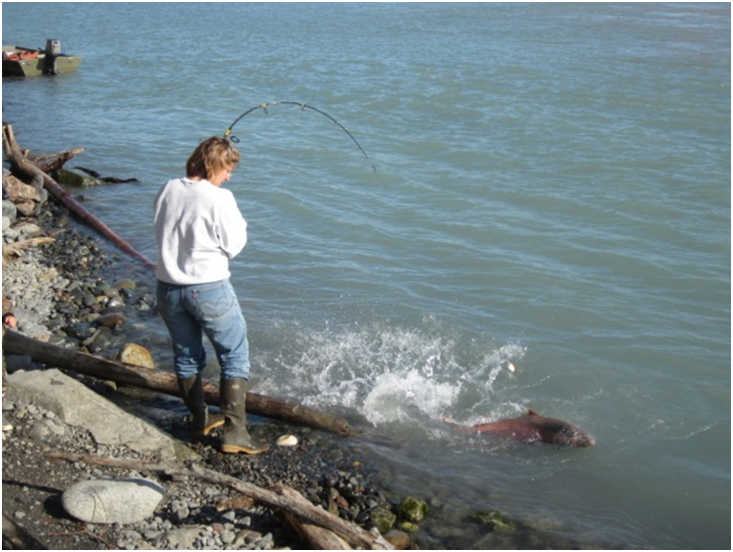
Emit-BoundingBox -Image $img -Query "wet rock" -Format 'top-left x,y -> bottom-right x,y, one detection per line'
114,279 -> 136,291
62,477 -> 165,524
385,528 -> 411,549
66,321 -> 94,340
55,169 -> 100,188
398,495 -> 428,523
98,312 -> 127,329
476,510 -> 518,533
117,343 -> 155,369
370,506 -> 397,534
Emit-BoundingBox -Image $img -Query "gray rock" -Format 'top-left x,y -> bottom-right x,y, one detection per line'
30,418 -> 66,440
3,199 -> 17,229
6,368 -> 199,462
165,527 -> 204,549
62,478 -> 165,524
257,532 -> 275,549
221,529 -> 236,545
12,221 -> 42,240
3,225 -> 18,240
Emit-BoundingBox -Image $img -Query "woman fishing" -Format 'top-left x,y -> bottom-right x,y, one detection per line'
153,136 -> 268,455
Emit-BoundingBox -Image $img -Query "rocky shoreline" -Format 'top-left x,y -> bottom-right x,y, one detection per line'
2,166 -> 422,549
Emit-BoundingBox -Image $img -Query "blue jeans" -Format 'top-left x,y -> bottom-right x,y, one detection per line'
156,279 -> 250,380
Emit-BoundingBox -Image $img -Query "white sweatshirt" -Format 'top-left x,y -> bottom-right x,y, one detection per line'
154,177 -> 247,285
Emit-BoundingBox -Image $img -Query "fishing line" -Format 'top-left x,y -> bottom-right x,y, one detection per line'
224,101 -> 375,172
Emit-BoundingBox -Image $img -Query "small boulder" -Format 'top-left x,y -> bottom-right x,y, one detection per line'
384,529 -> 411,549
98,312 -> 127,329
62,478 -> 165,524
3,174 -> 44,202
398,496 -> 428,523
398,520 -> 419,532
118,343 -> 155,369
476,510 -> 518,533
2,199 -> 17,229
370,506 -> 396,534
55,168 -> 99,188
114,279 -> 137,291
14,200 -> 37,217
11,221 -> 42,241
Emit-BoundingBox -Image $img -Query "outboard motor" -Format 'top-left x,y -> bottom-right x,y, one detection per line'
43,39 -> 61,75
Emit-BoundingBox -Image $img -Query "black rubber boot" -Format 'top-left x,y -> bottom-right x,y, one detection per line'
220,378 -> 269,454
177,374 -> 224,441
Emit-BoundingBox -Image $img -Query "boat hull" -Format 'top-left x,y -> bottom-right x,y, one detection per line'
2,45 -> 81,77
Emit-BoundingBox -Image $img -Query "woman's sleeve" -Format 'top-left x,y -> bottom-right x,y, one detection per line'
215,189 -> 248,258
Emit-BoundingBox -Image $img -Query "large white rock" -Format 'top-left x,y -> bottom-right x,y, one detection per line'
6,368 -> 198,462
62,478 -> 165,524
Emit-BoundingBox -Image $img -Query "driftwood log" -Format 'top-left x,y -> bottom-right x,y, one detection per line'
45,451 -> 392,549
2,123 -> 155,269
31,147 -> 85,173
3,329 -> 354,436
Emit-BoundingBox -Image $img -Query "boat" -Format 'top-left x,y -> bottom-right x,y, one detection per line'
2,39 -> 81,78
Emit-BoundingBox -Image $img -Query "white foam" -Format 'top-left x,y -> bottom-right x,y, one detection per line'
254,321 -> 526,430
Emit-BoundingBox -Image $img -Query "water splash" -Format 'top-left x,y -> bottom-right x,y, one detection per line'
254,321 -> 526,429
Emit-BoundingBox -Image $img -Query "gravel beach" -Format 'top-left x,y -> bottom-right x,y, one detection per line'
2,165 -> 412,550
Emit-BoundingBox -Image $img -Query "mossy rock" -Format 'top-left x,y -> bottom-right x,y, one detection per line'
54,169 -> 100,188
476,510 -> 518,533
370,506 -> 397,534
398,496 -> 428,523
398,520 -> 419,532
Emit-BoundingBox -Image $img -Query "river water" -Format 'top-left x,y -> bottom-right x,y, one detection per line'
2,3 -> 730,548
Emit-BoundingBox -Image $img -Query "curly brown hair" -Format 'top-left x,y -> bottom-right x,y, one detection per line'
186,137 -> 241,180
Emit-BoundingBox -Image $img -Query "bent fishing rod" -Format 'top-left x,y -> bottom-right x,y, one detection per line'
224,101 -> 375,172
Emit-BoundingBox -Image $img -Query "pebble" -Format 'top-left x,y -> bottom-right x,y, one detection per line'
276,434 -> 298,447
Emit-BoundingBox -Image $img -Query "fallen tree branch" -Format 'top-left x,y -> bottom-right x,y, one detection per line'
76,166 -> 140,183
2,123 -> 155,269
283,499 -> 353,549
46,451 -> 391,550
31,147 -> 85,173
3,329 -> 354,436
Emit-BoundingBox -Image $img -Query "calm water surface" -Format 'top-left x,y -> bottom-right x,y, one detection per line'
3,3 -> 730,548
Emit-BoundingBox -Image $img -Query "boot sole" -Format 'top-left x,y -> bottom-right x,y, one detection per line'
221,443 -> 269,455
